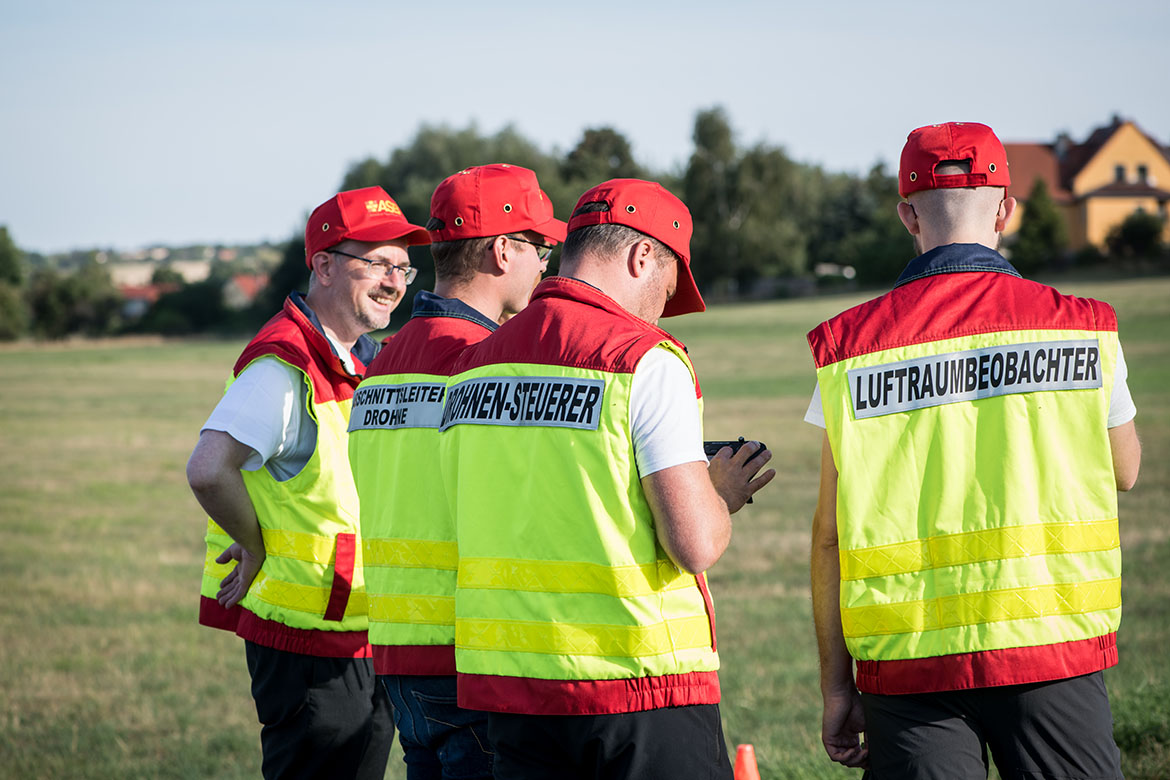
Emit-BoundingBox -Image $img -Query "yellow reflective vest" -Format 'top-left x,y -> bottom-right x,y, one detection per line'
440,277 -> 721,715
349,293 -> 496,675
809,246 -> 1122,693
199,293 -> 374,657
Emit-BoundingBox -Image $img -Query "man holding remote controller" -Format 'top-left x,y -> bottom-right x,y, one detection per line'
439,178 -> 776,779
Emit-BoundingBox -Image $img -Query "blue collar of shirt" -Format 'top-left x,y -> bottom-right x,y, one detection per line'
894,243 -> 1022,289
410,290 -> 498,331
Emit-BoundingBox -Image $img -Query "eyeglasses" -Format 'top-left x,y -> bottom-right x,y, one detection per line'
507,235 -> 555,262
330,249 -> 418,284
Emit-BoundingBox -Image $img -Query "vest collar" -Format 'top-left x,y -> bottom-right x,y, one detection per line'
531,276 -> 693,354
285,291 -> 379,377
532,276 -> 679,342
410,290 -> 497,332
894,243 -> 1021,289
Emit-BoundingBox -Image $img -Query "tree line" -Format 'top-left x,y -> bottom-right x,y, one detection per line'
2,107 -> 1166,340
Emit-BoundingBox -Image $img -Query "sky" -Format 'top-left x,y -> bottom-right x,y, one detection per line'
1,0 -> 1167,254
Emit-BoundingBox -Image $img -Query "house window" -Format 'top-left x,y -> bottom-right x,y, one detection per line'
1137,165 -> 1149,183
1114,164 -> 1126,183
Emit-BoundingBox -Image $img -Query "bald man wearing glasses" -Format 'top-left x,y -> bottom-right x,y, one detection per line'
187,186 -> 429,779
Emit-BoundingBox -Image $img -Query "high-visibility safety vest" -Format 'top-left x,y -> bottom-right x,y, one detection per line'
348,292 -> 497,676
439,276 -> 721,716
199,292 -> 378,657
808,244 -> 1122,694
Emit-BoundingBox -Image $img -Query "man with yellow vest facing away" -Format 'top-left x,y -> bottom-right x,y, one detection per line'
439,178 -> 776,779
348,163 -> 567,779
807,122 -> 1142,780
186,186 -> 429,779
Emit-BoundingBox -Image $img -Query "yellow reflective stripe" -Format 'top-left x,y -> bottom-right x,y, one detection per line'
368,593 -> 454,625
842,577 -> 1121,638
260,528 -> 337,564
457,557 -> 692,596
364,538 -> 458,570
247,571 -> 368,616
457,615 -> 712,657
840,519 -> 1119,581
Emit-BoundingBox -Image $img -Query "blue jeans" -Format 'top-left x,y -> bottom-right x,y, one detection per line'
381,675 -> 493,780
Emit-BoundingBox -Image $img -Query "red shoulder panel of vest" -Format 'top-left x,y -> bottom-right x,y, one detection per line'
453,277 -> 700,396
809,272 -> 1118,368
366,315 -> 493,378
234,297 -> 364,402
854,633 -> 1118,694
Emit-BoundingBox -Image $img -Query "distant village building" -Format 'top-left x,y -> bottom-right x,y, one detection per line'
223,273 -> 269,310
118,282 -> 180,320
1004,116 -> 1170,250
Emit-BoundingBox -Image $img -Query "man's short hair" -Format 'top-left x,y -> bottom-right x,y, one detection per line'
426,216 -> 494,283
909,161 -> 1004,230
561,202 -> 678,267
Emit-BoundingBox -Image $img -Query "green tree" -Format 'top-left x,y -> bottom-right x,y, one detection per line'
0,225 -> 25,286
684,107 -> 740,290
253,236 -> 308,321
1106,210 -> 1165,258
732,143 -> 812,281
0,282 -> 26,340
813,164 -> 912,286
1011,178 -> 1067,273
561,127 -> 644,186
140,277 -> 230,335
25,259 -> 122,339
340,123 -> 572,326
151,265 -> 185,286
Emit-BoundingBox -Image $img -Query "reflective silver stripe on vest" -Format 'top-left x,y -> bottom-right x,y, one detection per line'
440,376 -> 605,431
848,338 -> 1102,419
349,382 -> 447,431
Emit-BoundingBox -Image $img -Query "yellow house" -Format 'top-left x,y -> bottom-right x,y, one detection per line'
1003,116 -> 1170,250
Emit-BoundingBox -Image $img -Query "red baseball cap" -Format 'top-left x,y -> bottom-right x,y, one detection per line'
567,178 -> 703,317
429,164 -> 567,244
305,186 -> 430,267
899,122 -> 1011,198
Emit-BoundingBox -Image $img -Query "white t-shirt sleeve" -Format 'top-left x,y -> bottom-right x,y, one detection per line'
1108,342 -> 1137,428
629,347 -> 708,478
201,356 -> 315,478
803,340 -> 1136,430
804,382 -> 826,429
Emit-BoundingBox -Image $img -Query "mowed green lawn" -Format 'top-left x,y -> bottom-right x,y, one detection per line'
1,276 -> 1167,779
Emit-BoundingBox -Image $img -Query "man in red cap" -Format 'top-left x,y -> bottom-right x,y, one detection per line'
807,123 -> 1142,779
187,186 -> 429,779
438,178 -> 776,779
348,164 -> 567,779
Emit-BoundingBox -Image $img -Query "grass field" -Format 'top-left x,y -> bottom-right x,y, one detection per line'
1,276 -> 1167,779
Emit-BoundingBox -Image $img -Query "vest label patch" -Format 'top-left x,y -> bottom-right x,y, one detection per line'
847,339 -> 1102,419
349,382 -> 446,431
440,377 -> 605,431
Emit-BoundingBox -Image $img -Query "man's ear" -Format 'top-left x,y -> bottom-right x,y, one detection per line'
310,250 -> 335,285
626,240 -> 655,279
487,235 -> 510,275
897,201 -> 920,236
995,196 -> 1017,233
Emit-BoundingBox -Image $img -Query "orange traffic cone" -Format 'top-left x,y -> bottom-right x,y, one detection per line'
733,743 -> 760,780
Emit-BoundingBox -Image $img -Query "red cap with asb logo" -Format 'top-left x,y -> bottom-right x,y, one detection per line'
899,122 -> 1011,198
567,178 -> 703,317
429,164 -> 567,244
305,186 -> 430,267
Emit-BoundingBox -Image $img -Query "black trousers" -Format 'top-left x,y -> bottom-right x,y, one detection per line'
487,704 -> 733,780
861,671 -> 1123,780
245,641 -> 395,780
